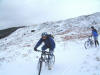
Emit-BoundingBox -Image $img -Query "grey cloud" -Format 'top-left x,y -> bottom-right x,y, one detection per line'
0,0 -> 100,26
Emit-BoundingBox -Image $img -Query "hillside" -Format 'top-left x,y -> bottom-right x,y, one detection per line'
0,26 -> 25,39
0,12 -> 100,75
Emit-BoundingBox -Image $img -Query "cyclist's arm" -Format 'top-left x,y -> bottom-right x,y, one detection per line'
34,38 -> 43,49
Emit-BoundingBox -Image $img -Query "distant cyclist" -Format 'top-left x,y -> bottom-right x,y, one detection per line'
91,26 -> 99,47
34,32 -> 55,69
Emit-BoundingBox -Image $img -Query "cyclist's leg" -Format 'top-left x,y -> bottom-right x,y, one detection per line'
97,40 -> 99,46
95,36 -> 99,46
94,37 -> 97,47
94,36 -> 99,47
48,49 -> 54,70
48,49 -> 54,60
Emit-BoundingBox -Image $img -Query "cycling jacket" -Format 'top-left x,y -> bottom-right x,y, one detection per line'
35,37 -> 55,51
92,29 -> 98,37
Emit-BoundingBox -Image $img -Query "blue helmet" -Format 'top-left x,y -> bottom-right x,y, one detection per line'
41,32 -> 48,37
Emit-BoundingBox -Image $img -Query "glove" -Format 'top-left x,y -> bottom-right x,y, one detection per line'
34,47 -> 37,51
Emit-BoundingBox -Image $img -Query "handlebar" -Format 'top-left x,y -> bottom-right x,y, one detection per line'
36,50 -> 42,52
36,50 -> 50,55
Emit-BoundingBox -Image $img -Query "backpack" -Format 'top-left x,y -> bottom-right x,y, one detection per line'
47,34 -> 54,39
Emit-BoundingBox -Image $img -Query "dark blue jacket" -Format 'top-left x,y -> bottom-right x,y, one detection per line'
92,29 -> 98,37
35,37 -> 55,51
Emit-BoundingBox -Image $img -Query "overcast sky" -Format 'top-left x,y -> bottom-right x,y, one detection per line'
0,0 -> 100,26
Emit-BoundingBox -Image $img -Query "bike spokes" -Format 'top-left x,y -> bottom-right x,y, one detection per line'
38,59 -> 43,75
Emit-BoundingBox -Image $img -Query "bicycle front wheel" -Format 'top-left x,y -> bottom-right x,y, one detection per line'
38,59 -> 43,75
48,54 -> 55,67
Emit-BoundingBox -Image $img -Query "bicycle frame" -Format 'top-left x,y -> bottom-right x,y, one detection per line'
84,37 -> 94,49
37,50 -> 54,75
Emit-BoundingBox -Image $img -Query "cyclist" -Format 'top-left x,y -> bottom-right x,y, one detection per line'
91,26 -> 99,47
34,32 -> 55,69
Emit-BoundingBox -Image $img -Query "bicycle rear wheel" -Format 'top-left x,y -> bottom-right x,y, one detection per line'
84,41 -> 91,49
50,54 -> 55,65
47,54 -> 55,70
38,59 -> 43,75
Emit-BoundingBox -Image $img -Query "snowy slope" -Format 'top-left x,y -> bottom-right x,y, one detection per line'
33,12 -> 100,41
0,12 -> 100,75
0,36 -> 100,75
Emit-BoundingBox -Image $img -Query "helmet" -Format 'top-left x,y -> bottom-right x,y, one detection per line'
91,26 -> 94,29
41,32 -> 48,37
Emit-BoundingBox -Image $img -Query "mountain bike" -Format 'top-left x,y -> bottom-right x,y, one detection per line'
36,50 -> 55,75
84,37 -> 94,49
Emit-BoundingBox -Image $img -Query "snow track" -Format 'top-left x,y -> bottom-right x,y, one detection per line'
0,38 -> 100,75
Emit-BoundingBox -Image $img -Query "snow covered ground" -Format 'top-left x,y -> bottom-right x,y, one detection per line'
0,27 -> 100,75
0,12 -> 100,75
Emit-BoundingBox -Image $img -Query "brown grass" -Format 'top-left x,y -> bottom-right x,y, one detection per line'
57,27 -> 92,40
62,34 -> 91,40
